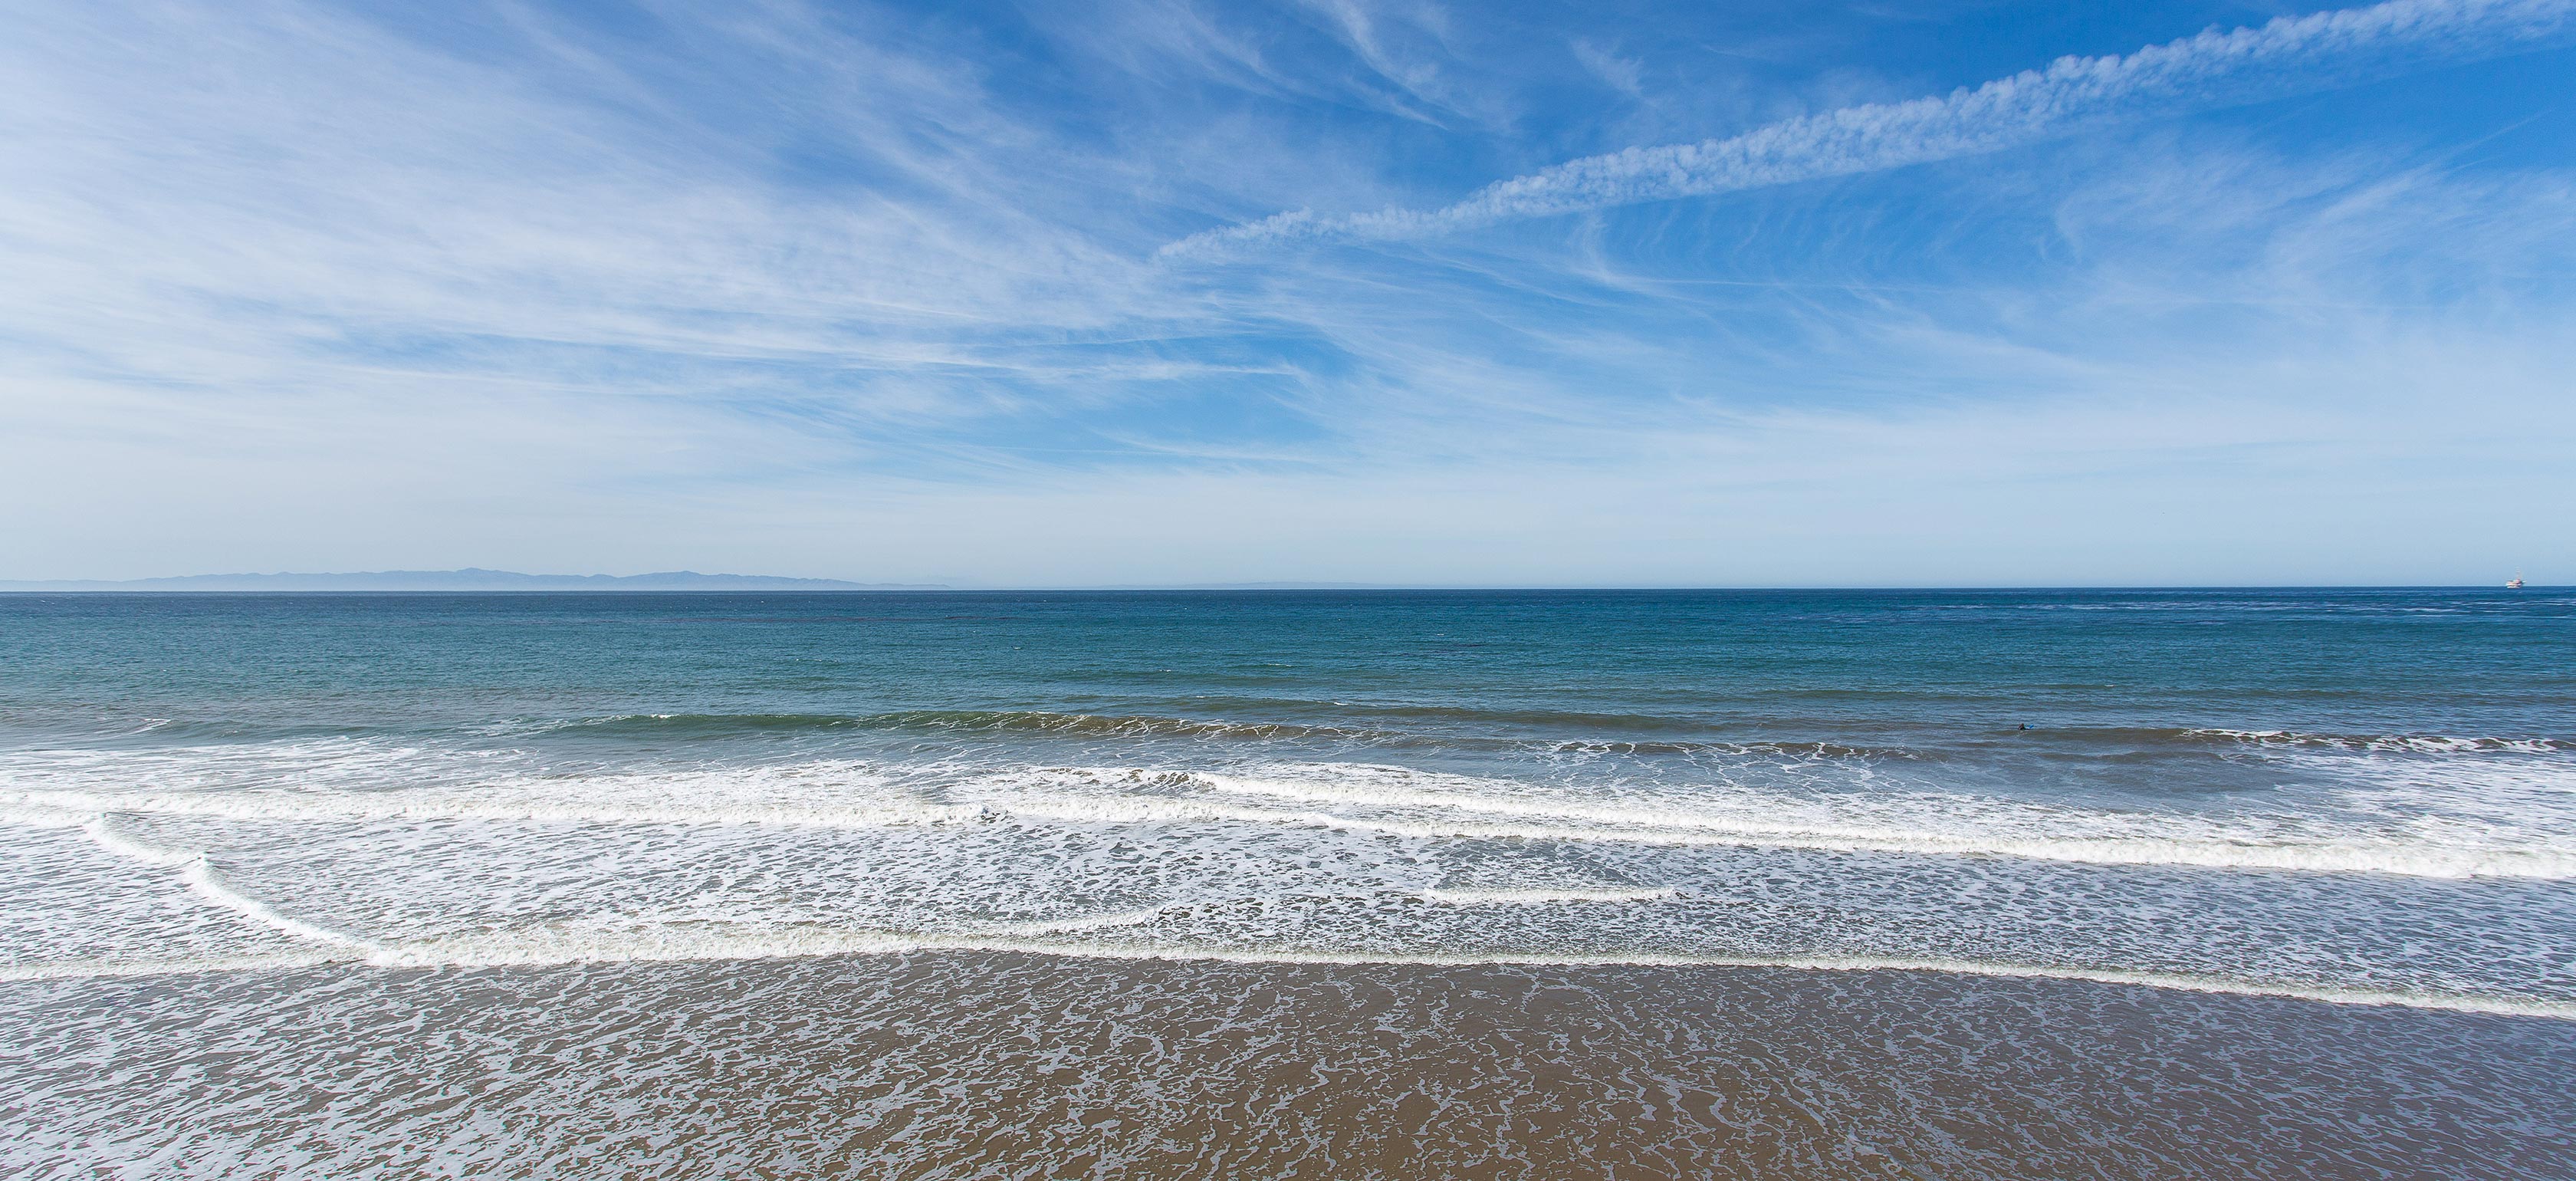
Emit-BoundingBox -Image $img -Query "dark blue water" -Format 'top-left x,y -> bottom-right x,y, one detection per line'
7,589 -> 2568,744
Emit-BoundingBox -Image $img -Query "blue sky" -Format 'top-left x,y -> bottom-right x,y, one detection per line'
5,0 -> 2571,585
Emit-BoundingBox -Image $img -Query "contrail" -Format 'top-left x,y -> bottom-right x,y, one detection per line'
1161,0 -> 2576,259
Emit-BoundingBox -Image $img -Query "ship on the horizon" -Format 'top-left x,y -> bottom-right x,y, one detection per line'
2507,571 -> 2525,590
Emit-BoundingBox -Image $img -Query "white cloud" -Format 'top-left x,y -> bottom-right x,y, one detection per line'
1163,0 -> 2576,258
2,0 -> 2569,584
1571,40 -> 1646,100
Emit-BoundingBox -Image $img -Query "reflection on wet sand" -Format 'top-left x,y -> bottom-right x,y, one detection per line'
7,952 -> 2570,1179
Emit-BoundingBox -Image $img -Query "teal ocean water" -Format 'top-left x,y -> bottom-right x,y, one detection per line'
4,588 -> 2572,1176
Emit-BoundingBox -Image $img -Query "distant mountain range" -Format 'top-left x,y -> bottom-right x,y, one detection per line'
1096,582 -> 1397,590
0,568 -> 946,592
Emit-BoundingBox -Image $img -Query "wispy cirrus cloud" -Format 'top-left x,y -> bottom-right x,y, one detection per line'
2,0 -> 2570,584
1163,0 -> 2576,258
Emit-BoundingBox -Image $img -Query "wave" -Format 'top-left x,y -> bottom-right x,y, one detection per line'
2058,728 -> 2574,755
41,814 -> 1170,973
1180,771 -> 2576,880
881,710 -> 1385,742
24,812 -> 2568,1018
4,928 -> 2566,1021
1299,702 -> 1748,733
503,712 -> 2576,764
532,712 -> 874,737
535,709 -> 1391,744
40,712 -> 2562,775
77,819 -> 375,950
0,787 -> 983,831
12,752 -> 2572,880
518,710 -> 1940,763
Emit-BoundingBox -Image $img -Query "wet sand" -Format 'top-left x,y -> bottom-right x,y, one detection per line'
5,952 -> 2571,1179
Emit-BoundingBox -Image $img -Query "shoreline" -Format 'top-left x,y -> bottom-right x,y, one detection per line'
7,940 -> 2572,1021
10,949 -> 2569,1178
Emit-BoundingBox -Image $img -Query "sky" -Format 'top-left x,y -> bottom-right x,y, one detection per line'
3,0 -> 2571,587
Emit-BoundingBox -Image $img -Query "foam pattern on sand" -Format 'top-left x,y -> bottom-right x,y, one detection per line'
3,738 -> 2571,1013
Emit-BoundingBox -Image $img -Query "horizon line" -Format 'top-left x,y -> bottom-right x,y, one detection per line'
0,584 -> 2550,594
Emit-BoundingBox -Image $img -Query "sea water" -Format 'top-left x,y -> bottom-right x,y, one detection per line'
3,588 -> 2571,1176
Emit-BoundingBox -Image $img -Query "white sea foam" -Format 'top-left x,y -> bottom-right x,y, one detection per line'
0,802 -> 97,829
7,926 -> 2567,1021
974,907 -> 1178,936
0,952 -> 346,982
15,798 -> 2568,1017
1415,886 -> 1680,905
77,819 -> 376,950
2188,729 -> 2574,755
8,748 -> 2571,880
0,737 -> 498,794
0,785 -> 982,832
1181,767 -> 2576,879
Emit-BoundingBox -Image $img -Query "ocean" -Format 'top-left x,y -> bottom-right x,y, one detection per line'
2,588 -> 2571,1177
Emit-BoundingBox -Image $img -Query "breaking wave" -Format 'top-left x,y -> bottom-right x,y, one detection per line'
6,748 -> 2570,880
